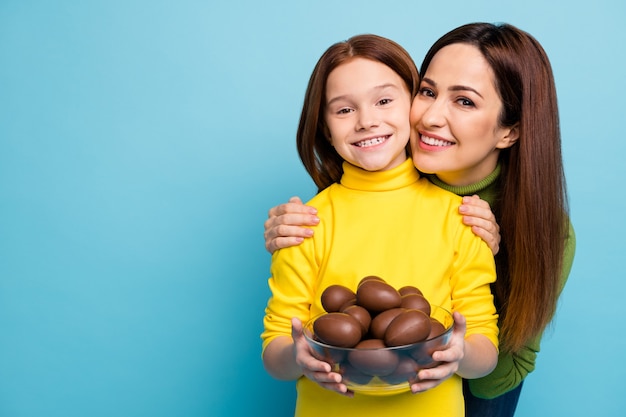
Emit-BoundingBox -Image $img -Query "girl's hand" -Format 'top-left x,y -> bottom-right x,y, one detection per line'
291,318 -> 353,397
409,312 -> 466,393
264,197 -> 319,254
459,195 -> 500,255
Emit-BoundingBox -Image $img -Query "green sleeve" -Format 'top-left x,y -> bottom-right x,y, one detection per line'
468,336 -> 539,399
468,221 -> 576,399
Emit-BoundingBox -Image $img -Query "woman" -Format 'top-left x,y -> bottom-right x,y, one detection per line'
264,23 -> 576,417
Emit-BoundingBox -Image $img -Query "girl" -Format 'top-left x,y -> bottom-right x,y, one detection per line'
263,23 -> 575,417
261,34 -> 499,417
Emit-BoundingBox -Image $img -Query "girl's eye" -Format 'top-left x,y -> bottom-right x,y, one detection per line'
336,108 -> 353,115
378,98 -> 392,106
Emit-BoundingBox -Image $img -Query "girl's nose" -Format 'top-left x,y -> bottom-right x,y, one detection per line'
355,107 -> 379,131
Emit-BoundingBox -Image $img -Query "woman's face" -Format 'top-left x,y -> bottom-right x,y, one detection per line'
409,43 -> 518,186
324,57 -> 412,172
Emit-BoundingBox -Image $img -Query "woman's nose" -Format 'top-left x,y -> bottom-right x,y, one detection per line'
417,98 -> 445,128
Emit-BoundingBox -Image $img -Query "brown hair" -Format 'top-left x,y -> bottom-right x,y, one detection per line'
421,23 -> 569,352
297,34 -> 419,191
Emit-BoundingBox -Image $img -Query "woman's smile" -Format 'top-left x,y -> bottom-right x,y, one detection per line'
419,133 -> 454,150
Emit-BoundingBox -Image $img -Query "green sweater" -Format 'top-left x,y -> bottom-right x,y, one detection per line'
426,166 -> 576,399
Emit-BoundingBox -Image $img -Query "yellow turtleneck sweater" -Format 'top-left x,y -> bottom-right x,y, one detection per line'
262,158 -> 498,417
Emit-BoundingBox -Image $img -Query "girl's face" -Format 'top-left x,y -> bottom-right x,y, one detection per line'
324,57 -> 412,172
409,43 -> 518,186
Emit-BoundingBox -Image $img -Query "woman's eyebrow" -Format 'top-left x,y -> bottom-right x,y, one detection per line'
422,77 -> 483,99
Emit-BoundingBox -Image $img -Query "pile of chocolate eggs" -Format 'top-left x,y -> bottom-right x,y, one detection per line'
305,275 -> 453,391
313,275 -> 446,349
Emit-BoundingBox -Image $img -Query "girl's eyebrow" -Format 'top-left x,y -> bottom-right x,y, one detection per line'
326,83 -> 402,106
422,77 -> 484,99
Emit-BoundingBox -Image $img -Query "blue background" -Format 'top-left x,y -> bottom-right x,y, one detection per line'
1,1 -> 624,416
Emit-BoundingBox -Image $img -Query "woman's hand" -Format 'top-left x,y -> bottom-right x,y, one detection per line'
410,312 -> 467,393
459,195 -> 500,255
264,196 -> 320,254
291,318 -> 353,397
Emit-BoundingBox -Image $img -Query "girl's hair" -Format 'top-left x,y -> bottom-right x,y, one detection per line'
297,34 -> 419,191
421,23 -> 570,353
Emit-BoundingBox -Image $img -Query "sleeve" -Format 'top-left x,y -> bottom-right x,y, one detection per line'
468,220 -> 576,399
260,230 -> 319,355
468,336 -> 538,398
450,221 -> 499,350
559,220 -> 576,293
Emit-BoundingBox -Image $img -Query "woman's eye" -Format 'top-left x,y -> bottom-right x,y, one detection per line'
457,98 -> 475,107
418,87 -> 435,98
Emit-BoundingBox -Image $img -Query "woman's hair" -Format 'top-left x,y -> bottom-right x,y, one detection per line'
297,34 -> 419,191
421,23 -> 569,353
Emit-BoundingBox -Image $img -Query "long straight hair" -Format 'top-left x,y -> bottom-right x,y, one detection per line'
421,23 -> 569,353
297,34 -> 419,191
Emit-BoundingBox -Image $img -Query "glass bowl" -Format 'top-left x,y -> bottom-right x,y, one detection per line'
303,305 -> 453,395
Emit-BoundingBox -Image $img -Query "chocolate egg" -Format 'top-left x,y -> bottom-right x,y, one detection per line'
341,304 -> 371,336
321,285 -> 356,313
400,294 -> 431,315
339,298 -> 357,311
308,340 -> 347,365
380,355 -> 419,385
410,314 -> 452,366
369,307 -> 405,339
428,318 -> 447,339
339,362 -> 374,385
313,312 -> 362,348
384,309 -> 432,347
347,339 -> 399,376
357,275 -> 385,287
411,345 -> 441,368
398,285 -> 423,296
356,280 -> 402,313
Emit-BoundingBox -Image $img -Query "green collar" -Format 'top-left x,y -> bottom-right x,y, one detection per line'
424,164 -> 501,205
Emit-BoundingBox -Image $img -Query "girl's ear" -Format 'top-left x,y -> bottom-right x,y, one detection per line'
496,123 -> 519,149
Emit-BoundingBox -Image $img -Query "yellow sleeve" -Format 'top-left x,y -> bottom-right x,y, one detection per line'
450,222 -> 499,350
260,231 -> 319,354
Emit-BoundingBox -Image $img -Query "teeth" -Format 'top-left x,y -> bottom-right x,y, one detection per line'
421,135 -> 453,147
355,136 -> 387,147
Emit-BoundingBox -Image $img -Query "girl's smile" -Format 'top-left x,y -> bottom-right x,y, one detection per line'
353,135 -> 391,148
